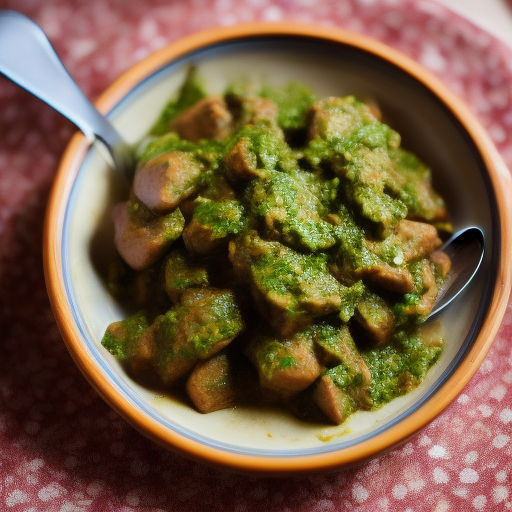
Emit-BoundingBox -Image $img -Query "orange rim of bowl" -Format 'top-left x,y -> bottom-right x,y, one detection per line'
43,22 -> 512,475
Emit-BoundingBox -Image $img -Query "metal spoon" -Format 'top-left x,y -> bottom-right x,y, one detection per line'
0,9 -> 134,177
427,226 -> 485,319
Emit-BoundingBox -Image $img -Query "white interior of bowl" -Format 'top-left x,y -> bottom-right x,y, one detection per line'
63,38 -> 496,455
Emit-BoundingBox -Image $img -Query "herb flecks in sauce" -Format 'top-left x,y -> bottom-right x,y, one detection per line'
102,71 -> 452,425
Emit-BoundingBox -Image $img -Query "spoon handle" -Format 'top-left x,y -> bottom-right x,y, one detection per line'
0,10 -> 132,176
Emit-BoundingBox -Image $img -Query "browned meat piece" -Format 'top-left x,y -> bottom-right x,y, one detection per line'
388,148 -> 450,223
405,261 -> 438,318
180,289 -> 244,360
186,354 -> 238,413
246,331 -> 321,394
429,250 -> 451,278
333,147 -> 407,238
356,262 -> 414,294
392,220 -> 442,261
228,94 -> 279,129
228,233 -> 277,283
312,323 -> 372,410
133,151 -> 202,212
128,321 -> 158,375
313,375 -> 354,425
101,312 -> 153,375
152,311 -> 198,386
229,235 -> 342,336
154,288 -> 244,386
314,341 -> 373,423
307,96 -> 379,141
163,249 -> 209,302
249,241 -> 342,337
179,174 -> 237,222
228,237 -> 253,283
246,170 -> 337,252
182,217 -> 218,255
355,292 -> 395,345
313,324 -> 368,377
356,219 -> 442,292
201,174 -> 237,202
224,138 -> 261,179
182,199 -> 245,256
331,204 -> 413,292
170,96 -> 232,142
243,96 -> 279,127
112,200 -> 184,271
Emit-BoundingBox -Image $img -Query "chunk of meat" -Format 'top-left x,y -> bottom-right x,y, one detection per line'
179,174 -> 237,221
314,342 -> 373,423
244,96 -> 279,126
163,249 -> 209,302
339,147 -> 408,238
355,292 -> 395,345
313,375 -> 355,425
332,205 -> 413,292
133,151 -> 203,212
153,288 -> 244,386
170,96 -> 232,142
151,312 -> 198,385
246,331 -> 321,393
230,95 -> 279,128
388,148 -> 449,223
201,174 -> 237,202
313,322 -> 372,403
313,323 -> 366,371
394,259 -> 441,322
404,261 -> 439,318
186,354 -> 238,413
235,236 -> 343,336
356,262 -> 414,294
307,95 -> 379,142
112,199 -> 184,271
355,219 -> 441,292
392,220 -> 442,261
429,250 -> 451,278
101,311 -> 153,375
228,233 -> 278,283
182,217 -> 217,256
182,199 -> 245,256
246,170 -> 336,252
127,321 -> 158,375
224,138 -> 262,179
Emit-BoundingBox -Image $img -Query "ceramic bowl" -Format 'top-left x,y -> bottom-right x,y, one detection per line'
43,23 -> 512,475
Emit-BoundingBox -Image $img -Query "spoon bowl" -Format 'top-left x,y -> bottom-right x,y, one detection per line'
428,227 -> 485,319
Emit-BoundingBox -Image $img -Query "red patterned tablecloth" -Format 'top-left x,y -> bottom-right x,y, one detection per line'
0,1 -> 511,510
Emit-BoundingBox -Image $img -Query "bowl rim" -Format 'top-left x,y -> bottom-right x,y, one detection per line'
43,22 -> 512,475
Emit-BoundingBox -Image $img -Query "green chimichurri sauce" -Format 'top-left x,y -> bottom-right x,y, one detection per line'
102,69 -> 452,426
